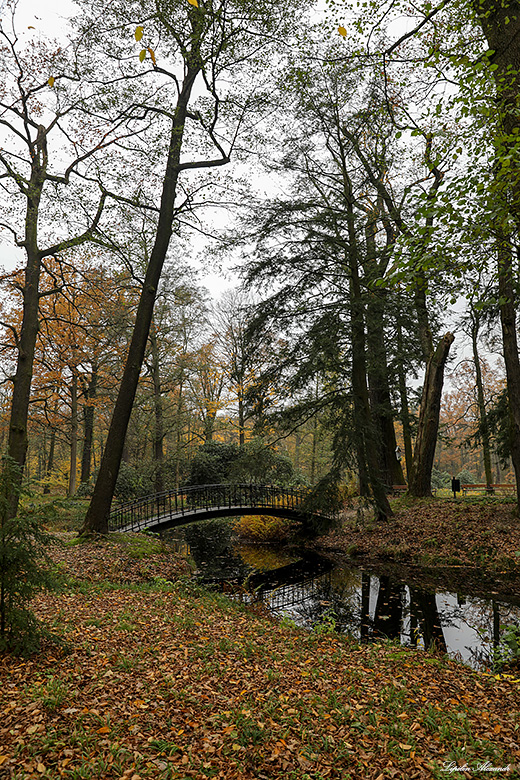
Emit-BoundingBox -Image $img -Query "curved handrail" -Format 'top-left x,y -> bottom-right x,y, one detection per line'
108,483 -> 328,533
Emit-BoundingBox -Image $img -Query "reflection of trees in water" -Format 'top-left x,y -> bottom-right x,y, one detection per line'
373,576 -> 405,641
166,519 -> 520,669
451,598 -> 520,669
286,569 -> 361,632
409,587 -> 447,653
360,576 -> 448,653
175,519 -> 250,580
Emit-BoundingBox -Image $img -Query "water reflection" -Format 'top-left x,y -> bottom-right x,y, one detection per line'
166,518 -> 520,670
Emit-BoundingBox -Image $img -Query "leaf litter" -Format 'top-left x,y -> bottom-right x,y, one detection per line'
0,529 -> 519,779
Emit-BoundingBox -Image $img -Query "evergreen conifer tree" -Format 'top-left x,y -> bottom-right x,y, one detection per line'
0,458 -> 54,656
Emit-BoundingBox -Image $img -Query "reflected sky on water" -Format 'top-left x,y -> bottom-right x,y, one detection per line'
166,518 -> 520,670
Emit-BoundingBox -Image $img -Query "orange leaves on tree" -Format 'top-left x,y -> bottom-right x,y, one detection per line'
338,26 -> 347,37
187,0 -> 199,6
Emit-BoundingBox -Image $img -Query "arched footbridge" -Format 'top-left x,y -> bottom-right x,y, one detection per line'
109,483 -> 336,534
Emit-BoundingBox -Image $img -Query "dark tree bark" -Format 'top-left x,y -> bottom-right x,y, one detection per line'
408,332 -> 455,497
148,323 -> 165,495
470,313 -> 493,488
365,295 -> 406,487
68,370 -> 78,498
82,38 -> 207,533
364,217 -> 406,487
475,1 -> 520,210
475,1 -> 520,512
80,366 -> 98,485
344,129 -> 448,497
344,182 -> 393,520
43,426 -> 56,495
396,313 -> 414,480
498,240 -> 520,510
5,128 -> 46,516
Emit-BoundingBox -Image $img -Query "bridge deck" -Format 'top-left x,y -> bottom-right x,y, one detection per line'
114,504 -> 312,534
109,484 -> 335,534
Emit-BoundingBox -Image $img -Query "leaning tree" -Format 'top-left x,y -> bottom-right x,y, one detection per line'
78,0 -> 310,533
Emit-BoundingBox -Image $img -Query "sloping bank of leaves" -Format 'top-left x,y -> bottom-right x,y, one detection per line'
318,498 -> 520,588
1,542 -> 519,780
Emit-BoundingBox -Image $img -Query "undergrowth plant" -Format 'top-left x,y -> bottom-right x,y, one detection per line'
0,457 -> 55,655
493,624 -> 520,671
233,514 -> 295,542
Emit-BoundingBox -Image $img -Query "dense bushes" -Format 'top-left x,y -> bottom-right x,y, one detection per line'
187,439 -> 306,487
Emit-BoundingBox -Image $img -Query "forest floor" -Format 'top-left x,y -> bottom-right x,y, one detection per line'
315,496 -> 520,601
1,500 -> 520,779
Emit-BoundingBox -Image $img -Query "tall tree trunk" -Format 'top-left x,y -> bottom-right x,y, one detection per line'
175,382 -> 184,490
43,425 -> 56,495
203,406 -> 216,442
149,324 -> 165,494
365,292 -> 406,487
364,212 -> 405,487
476,1 -> 520,512
409,333 -> 455,497
471,315 -> 493,488
80,366 -> 98,485
310,411 -> 318,485
81,61 -> 201,534
4,128 -> 46,516
68,370 -> 78,498
475,1 -> 520,215
498,240 -> 520,510
345,193 -> 393,520
238,395 -> 245,447
396,313 -> 414,480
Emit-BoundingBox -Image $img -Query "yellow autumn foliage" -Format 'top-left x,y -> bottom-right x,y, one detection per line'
233,514 -> 295,542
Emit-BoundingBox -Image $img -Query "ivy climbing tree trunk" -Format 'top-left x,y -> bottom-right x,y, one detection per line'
474,1 -> 520,513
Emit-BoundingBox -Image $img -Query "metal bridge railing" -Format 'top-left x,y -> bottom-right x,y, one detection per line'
108,483 -> 315,533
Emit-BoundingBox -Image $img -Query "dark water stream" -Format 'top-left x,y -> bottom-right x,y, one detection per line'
166,518 -> 520,671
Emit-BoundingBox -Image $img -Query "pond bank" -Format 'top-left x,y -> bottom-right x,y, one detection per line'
313,498 -> 520,600
2,540 -> 520,779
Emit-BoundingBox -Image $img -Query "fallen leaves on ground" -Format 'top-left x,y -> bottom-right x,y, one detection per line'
47,532 -> 191,585
318,499 -> 520,599
1,534 -> 520,779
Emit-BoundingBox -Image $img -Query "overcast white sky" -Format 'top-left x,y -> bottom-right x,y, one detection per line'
0,0 -> 236,295
0,0 -> 502,382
